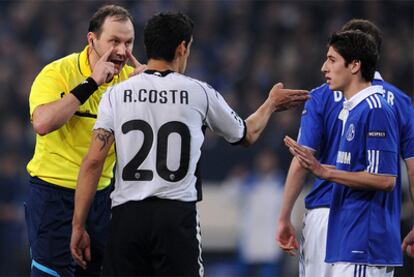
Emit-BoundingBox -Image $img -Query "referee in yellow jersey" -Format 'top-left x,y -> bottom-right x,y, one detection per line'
25,5 -> 145,277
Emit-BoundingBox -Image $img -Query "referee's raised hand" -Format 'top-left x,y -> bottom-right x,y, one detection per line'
91,47 -> 116,85
127,48 -> 147,77
269,82 -> 309,112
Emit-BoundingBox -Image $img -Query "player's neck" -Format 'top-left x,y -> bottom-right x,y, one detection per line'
343,80 -> 371,100
147,59 -> 178,73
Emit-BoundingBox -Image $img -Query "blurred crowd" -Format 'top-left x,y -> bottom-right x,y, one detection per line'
0,0 -> 412,276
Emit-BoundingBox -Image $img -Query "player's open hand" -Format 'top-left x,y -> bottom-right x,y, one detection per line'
70,225 -> 91,270
127,49 -> 147,77
276,220 -> 299,256
91,47 -> 116,85
402,228 -> 414,257
284,136 -> 328,179
269,83 -> 309,112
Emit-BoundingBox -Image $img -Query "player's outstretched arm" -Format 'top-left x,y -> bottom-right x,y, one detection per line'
284,136 -> 395,192
243,83 -> 309,145
276,157 -> 307,256
33,48 -> 116,136
270,83 -> 310,112
71,128 -> 115,269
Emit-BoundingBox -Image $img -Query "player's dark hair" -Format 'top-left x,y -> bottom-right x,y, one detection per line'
341,19 -> 383,56
328,30 -> 378,82
89,5 -> 133,38
144,12 -> 194,62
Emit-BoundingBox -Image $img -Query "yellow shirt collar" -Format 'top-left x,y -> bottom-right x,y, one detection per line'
78,46 -> 92,77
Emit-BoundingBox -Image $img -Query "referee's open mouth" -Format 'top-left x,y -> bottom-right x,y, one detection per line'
111,59 -> 125,73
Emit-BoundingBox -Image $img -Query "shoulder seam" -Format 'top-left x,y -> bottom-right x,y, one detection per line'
42,62 -> 69,92
189,78 -> 210,123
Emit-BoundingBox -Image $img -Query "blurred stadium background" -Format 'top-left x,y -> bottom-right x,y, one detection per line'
0,0 -> 412,276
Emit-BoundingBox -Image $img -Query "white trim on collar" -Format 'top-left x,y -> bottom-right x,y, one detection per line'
343,85 -> 383,111
374,71 -> 383,81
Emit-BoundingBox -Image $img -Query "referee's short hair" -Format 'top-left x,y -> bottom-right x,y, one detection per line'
89,5 -> 133,38
328,30 -> 378,82
144,12 -> 194,62
341,19 -> 383,56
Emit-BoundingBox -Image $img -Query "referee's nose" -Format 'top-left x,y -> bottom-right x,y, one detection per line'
115,43 -> 127,58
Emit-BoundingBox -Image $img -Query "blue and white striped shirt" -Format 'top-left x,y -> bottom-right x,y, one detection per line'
326,85 -> 400,265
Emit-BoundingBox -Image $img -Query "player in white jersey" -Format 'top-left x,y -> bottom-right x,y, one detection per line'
69,12 -> 309,276
285,30 -> 400,276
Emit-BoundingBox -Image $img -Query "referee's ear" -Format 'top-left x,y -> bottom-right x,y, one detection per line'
87,32 -> 96,48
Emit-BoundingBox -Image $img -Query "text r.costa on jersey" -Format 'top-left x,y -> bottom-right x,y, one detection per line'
123,89 -> 189,105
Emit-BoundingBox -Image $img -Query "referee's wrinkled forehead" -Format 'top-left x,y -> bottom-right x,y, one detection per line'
144,12 -> 194,61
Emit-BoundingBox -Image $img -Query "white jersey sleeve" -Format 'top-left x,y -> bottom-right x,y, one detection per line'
201,83 -> 246,144
94,87 -> 115,133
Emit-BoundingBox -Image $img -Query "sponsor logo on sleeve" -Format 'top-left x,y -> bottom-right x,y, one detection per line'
367,131 -> 386,138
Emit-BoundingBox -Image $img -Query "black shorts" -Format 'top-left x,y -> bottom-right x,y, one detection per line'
103,198 -> 203,276
25,177 -> 111,277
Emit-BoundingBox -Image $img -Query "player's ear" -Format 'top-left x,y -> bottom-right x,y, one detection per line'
350,59 -> 361,75
175,41 -> 187,58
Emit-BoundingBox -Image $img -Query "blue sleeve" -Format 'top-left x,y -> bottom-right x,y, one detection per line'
297,92 -> 323,151
365,107 -> 398,175
381,83 -> 414,159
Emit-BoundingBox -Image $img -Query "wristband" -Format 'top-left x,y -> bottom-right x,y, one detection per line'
71,77 -> 98,104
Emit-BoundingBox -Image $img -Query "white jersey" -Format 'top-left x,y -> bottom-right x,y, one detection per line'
94,70 -> 246,207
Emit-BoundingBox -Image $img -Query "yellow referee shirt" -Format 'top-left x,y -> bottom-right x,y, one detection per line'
27,46 -> 134,190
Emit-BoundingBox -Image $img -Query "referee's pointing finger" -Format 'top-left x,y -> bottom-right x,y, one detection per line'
126,48 -> 141,67
100,46 -> 114,62
127,49 -> 147,76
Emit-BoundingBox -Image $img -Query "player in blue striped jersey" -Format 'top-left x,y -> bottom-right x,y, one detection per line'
285,30 -> 400,276
341,20 -> 414,261
276,83 -> 343,277
277,19 -> 414,276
